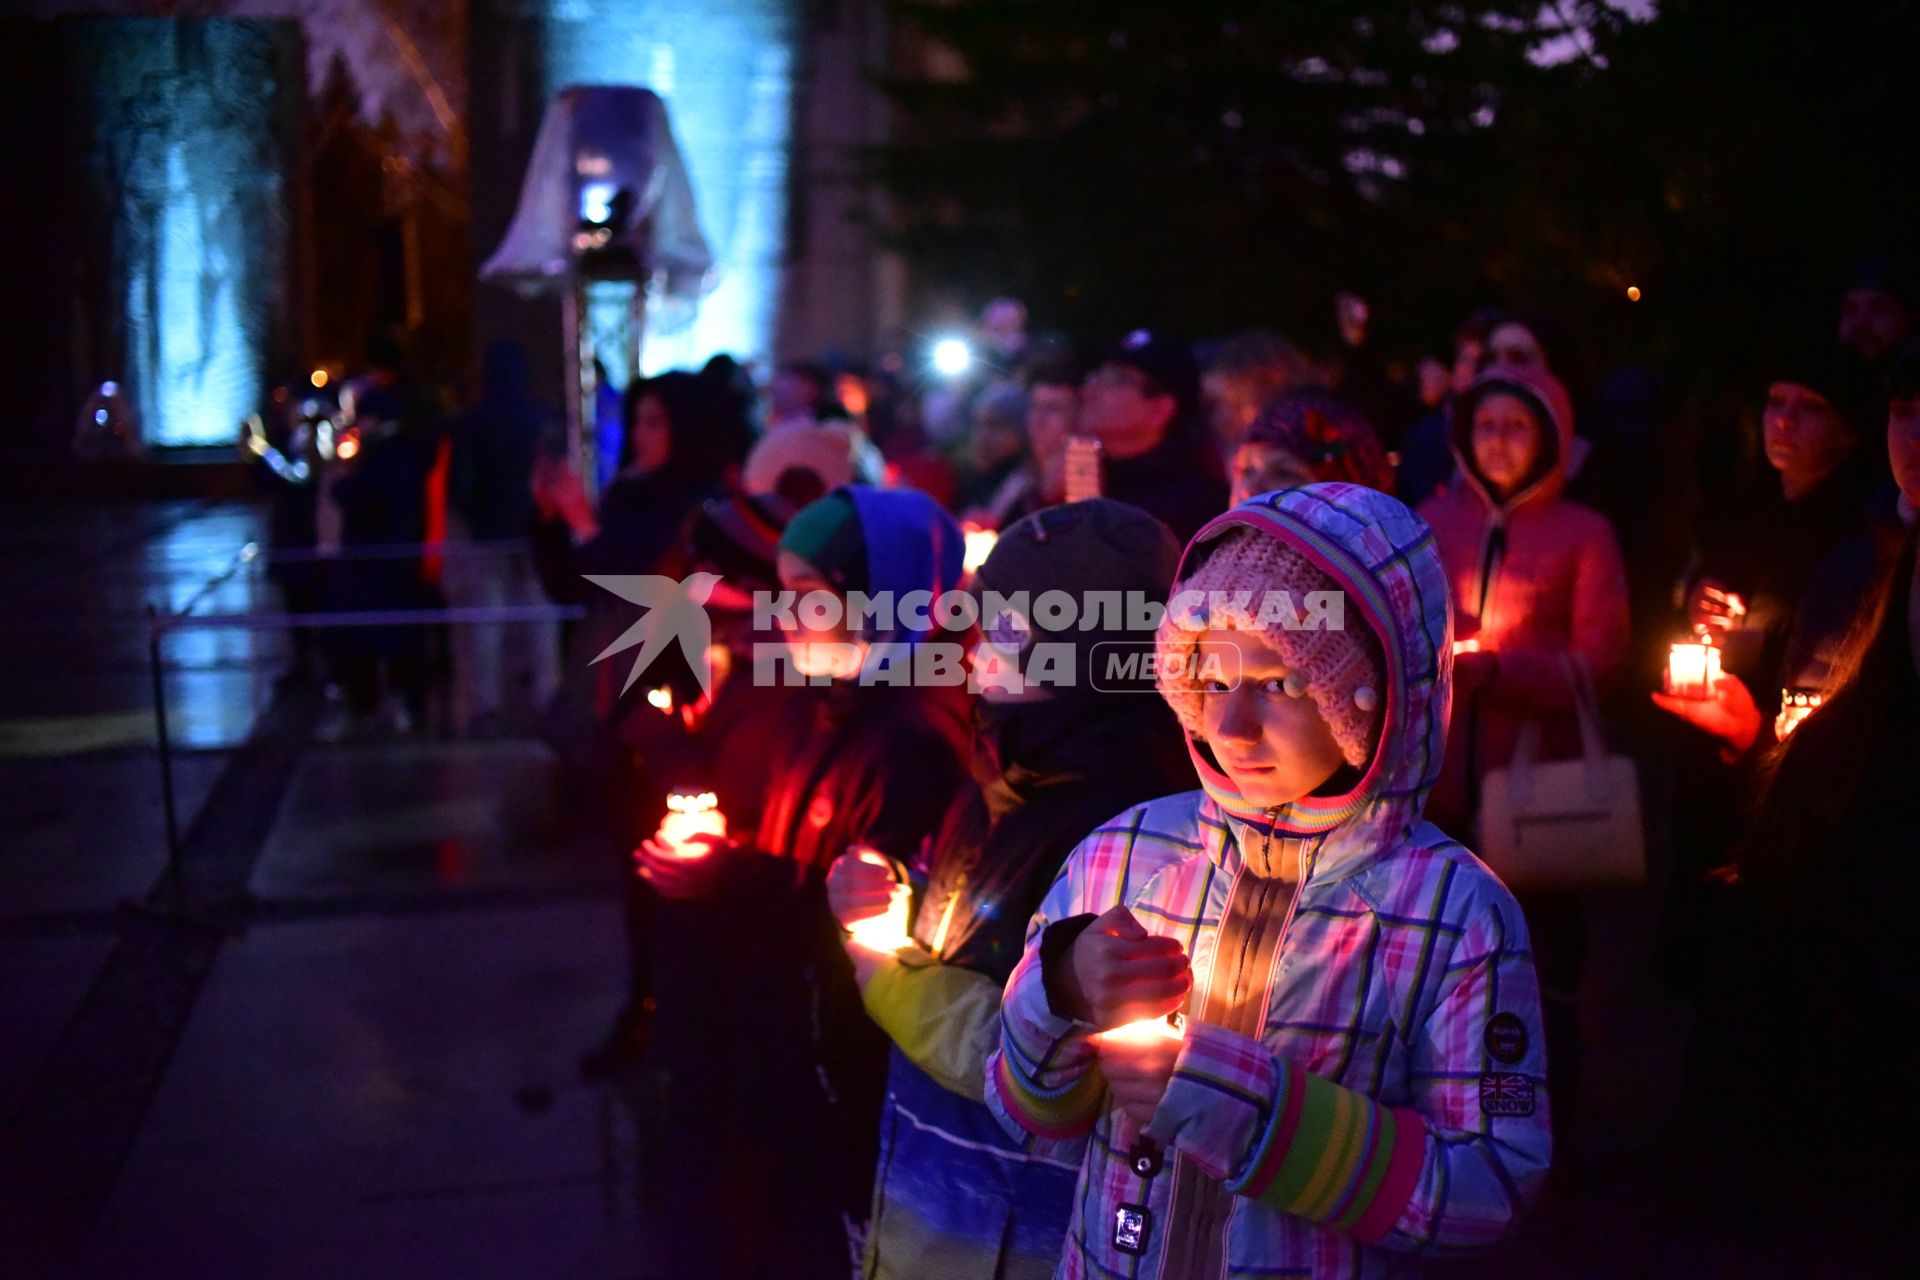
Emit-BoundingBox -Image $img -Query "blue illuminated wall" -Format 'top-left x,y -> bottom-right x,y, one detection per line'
531,0 -> 798,372
70,19 -> 301,447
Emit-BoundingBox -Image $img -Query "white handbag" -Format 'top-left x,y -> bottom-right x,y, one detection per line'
1474,656 -> 1646,893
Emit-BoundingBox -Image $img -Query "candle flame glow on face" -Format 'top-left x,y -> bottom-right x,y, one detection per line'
658,790 -> 726,858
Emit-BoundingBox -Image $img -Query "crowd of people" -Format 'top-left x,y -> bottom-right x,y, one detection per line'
241,268 -> 1916,1276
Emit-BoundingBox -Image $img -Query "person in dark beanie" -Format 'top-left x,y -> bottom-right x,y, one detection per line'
1657,345 -> 1886,994
1837,254 -> 1918,375
1078,331 -> 1228,541
1683,345 -> 1887,720
634,486 -> 973,1280
1228,387 -> 1395,506
825,499 -> 1191,1279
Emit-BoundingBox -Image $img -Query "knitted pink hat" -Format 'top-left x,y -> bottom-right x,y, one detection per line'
1155,527 -> 1384,767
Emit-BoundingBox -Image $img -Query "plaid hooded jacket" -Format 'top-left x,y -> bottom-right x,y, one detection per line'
987,485 -> 1551,1278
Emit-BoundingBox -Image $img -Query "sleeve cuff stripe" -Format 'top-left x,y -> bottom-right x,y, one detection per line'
992,1053 -> 1101,1140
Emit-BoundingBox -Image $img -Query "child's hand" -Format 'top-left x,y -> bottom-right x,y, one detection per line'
826,850 -> 896,929
634,836 -> 731,900
1096,1032 -> 1181,1129
1067,905 -> 1191,1030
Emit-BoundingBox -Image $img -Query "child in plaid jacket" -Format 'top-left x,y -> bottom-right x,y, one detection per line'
988,485 -> 1551,1278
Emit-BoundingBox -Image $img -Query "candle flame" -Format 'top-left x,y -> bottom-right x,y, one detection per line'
647,686 -> 674,713
1096,1014 -> 1186,1047
1774,689 -> 1824,740
657,791 -> 726,858
963,526 -> 999,575
1665,639 -> 1722,700
845,849 -> 913,952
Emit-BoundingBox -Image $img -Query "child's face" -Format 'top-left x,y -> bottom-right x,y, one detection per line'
1199,628 -> 1351,807
1230,442 -> 1312,507
776,550 -> 866,678
1470,392 -> 1542,496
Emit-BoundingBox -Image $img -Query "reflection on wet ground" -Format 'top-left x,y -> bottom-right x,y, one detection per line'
0,497 -> 653,1276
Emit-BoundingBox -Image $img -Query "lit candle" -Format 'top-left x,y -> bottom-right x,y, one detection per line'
1452,637 -> 1482,657
1665,640 -> 1721,700
844,849 -> 913,952
657,790 -> 727,858
647,686 -> 674,714
1773,688 -> 1824,740
963,525 -> 999,575
1095,1012 -> 1187,1047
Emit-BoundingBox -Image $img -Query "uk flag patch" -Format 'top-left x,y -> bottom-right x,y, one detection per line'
1479,1072 -> 1536,1117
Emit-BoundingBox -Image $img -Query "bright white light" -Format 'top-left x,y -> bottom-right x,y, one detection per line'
579,180 -> 618,225
932,337 -> 973,378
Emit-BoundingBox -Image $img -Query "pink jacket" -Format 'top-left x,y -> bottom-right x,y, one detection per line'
1416,363 -> 1630,836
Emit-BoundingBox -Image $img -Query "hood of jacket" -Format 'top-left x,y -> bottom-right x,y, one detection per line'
1449,361 -> 1577,515
1171,484 -> 1453,887
840,484 -> 965,649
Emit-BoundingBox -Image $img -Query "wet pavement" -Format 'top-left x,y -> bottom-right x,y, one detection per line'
0,498 -> 646,1277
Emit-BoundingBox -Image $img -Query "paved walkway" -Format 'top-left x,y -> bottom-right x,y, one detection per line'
0,499 -> 647,1278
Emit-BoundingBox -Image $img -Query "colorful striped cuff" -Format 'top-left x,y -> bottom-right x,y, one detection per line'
991,1050 -> 1105,1141
1230,1058 -> 1426,1243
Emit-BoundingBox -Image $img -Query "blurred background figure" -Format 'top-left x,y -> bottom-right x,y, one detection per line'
954,382 -> 1034,527
1015,342 -> 1082,512
1076,330 -> 1226,540
1227,386 -> 1392,505
445,340 -> 558,735
1200,328 -> 1313,472
1837,255 -> 1918,378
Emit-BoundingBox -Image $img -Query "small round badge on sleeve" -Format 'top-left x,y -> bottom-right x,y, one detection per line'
1485,1011 -> 1528,1064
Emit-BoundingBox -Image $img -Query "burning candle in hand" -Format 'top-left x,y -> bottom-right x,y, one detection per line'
658,790 -> 727,859
1665,639 -> 1722,701
1095,1012 -> 1187,1048
843,849 -> 913,952
1774,688 -> 1824,740
962,525 -> 999,576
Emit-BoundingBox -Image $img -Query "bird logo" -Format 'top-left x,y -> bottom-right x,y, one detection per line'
582,572 -> 723,698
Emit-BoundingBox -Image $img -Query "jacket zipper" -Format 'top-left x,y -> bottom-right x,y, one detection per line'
1264,806 -> 1318,961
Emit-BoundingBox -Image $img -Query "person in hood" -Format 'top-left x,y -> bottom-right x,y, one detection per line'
824,499 -> 1191,1279
1416,362 -> 1629,1137
988,485 -> 1550,1278
634,485 -> 974,1280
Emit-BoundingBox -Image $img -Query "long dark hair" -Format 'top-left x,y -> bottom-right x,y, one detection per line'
1748,525 -> 1920,888
618,371 -> 726,487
